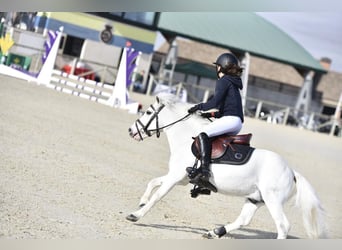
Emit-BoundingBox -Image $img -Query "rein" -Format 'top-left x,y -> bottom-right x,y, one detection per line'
156,113 -> 191,130
135,104 -> 191,140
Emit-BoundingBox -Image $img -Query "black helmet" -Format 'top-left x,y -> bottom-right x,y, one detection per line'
213,53 -> 239,68
213,53 -> 242,77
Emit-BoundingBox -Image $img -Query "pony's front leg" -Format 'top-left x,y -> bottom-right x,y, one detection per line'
126,177 -> 181,222
138,176 -> 164,207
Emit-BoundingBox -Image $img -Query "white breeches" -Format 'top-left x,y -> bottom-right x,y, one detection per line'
202,116 -> 242,137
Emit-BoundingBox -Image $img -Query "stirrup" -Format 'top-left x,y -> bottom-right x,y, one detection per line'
190,177 -> 217,193
199,179 -> 217,193
189,168 -> 210,183
186,159 -> 199,178
190,186 -> 211,198
186,166 -> 197,178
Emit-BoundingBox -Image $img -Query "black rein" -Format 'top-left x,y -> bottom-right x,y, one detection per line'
135,104 -> 191,140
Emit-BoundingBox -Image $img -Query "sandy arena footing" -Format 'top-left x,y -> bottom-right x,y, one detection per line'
0,75 -> 341,239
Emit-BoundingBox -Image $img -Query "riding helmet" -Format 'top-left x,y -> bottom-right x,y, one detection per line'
213,53 -> 239,69
213,53 -> 242,77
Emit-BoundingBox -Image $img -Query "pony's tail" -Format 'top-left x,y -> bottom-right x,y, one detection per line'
293,170 -> 328,238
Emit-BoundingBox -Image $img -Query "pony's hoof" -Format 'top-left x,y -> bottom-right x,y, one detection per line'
202,231 -> 216,239
203,227 -> 227,239
126,214 -> 139,222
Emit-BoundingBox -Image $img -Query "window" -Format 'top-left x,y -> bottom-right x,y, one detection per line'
92,12 -> 158,27
122,12 -> 155,25
63,35 -> 84,57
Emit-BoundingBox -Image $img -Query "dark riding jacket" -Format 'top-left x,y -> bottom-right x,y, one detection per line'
196,75 -> 244,123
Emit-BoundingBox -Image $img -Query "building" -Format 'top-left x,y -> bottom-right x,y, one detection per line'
1,12 -> 341,134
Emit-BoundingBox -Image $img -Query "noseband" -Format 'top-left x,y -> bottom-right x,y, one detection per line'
134,103 -> 191,141
135,104 -> 165,140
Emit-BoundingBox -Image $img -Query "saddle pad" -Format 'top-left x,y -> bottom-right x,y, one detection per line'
212,144 -> 255,165
191,140 -> 255,165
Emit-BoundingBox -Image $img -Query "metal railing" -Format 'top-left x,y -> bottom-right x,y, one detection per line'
142,74 -> 341,137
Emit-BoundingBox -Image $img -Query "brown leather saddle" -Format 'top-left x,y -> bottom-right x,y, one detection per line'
191,133 -> 255,165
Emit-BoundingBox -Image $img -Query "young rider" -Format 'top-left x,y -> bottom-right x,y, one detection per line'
187,52 -> 244,189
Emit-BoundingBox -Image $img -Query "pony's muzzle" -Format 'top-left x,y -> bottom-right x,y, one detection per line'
128,127 -> 135,138
128,127 -> 142,141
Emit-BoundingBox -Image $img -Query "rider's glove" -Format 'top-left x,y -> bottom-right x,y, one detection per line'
188,105 -> 199,114
200,112 -> 212,118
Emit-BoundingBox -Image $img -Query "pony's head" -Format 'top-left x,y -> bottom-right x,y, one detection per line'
128,93 -> 183,141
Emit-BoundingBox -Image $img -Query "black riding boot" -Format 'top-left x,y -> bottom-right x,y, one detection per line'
190,132 -> 212,183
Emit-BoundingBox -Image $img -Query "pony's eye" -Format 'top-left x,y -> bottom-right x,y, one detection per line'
146,111 -> 152,115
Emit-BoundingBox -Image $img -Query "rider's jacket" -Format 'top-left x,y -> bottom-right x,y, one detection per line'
196,75 -> 244,123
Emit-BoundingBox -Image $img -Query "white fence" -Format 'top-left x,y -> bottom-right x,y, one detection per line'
48,69 -> 114,105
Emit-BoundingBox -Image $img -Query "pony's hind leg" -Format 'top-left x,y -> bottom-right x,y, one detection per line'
263,194 -> 290,239
203,198 -> 263,239
139,176 -> 164,207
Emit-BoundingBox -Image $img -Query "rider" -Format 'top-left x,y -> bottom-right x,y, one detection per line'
187,52 -> 244,189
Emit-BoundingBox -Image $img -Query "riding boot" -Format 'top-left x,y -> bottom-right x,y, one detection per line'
190,132 -> 212,183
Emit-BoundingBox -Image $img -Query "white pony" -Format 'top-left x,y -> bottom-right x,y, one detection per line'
127,93 -> 326,239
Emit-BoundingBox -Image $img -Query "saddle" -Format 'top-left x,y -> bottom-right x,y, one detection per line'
191,133 -> 255,165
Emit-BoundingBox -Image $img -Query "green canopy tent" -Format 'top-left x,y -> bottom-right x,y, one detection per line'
164,61 -> 217,102
166,61 -> 217,79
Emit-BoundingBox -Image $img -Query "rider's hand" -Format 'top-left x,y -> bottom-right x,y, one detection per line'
200,112 -> 212,118
188,105 -> 199,114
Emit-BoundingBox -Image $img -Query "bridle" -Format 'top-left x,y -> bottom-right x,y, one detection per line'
134,103 -> 191,141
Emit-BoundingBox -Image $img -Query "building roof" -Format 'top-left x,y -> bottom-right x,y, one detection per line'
157,37 -> 304,86
249,56 -> 304,86
157,12 -> 326,73
158,37 -> 342,105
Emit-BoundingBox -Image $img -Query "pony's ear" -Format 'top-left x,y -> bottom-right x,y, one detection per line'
156,96 -> 160,103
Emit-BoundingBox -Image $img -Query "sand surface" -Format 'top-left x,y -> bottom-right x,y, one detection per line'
0,75 -> 341,239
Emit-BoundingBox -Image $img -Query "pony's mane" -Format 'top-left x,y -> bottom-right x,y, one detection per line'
157,93 -> 192,111
156,93 -> 210,125
156,93 -> 182,106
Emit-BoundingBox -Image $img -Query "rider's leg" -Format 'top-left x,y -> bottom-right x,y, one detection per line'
203,116 -> 242,137
190,132 -> 211,183
188,116 -> 242,191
